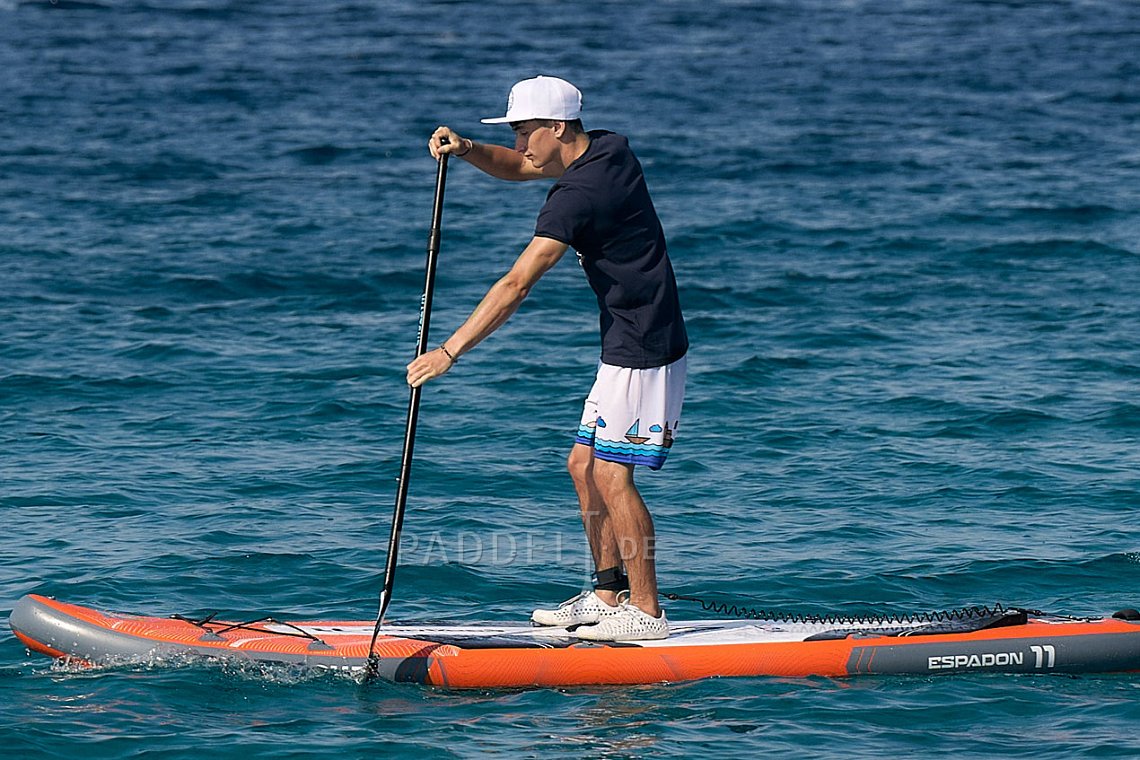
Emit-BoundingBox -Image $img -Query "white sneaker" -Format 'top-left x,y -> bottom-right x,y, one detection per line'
574,603 -> 669,641
531,591 -> 623,627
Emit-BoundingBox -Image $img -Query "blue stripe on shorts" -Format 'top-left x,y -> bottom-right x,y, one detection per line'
575,423 -> 671,470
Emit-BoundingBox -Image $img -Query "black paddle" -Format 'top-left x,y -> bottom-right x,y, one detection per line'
365,143 -> 450,679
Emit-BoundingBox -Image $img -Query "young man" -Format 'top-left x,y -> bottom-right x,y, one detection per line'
409,76 -> 687,641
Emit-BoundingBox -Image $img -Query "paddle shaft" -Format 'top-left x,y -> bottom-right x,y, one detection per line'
370,149 -> 449,653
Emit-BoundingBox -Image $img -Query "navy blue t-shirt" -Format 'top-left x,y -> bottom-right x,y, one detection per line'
534,130 -> 688,369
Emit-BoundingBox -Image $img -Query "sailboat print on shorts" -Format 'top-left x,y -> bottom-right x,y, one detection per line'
590,417 -> 674,471
624,419 -> 650,445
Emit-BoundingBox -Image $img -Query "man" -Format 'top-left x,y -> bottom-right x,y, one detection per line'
409,75 -> 687,641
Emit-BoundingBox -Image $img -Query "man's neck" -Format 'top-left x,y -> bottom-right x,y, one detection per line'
558,132 -> 592,171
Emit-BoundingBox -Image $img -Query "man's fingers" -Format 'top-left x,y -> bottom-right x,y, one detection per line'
406,350 -> 451,387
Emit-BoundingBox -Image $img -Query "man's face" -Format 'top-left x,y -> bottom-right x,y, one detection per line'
511,120 -> 559,169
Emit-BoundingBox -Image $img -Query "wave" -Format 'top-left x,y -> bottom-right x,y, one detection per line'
964,239 -> 1136,262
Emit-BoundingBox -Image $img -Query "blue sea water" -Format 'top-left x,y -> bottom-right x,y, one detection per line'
2,0 -> 1140,756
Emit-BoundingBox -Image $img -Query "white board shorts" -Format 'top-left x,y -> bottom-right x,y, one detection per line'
574,355 -> 687,471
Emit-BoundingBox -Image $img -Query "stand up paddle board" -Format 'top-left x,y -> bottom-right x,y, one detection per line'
11,594 -> 1140,687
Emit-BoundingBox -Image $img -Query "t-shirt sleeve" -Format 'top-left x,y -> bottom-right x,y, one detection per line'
534,185 -> 592,246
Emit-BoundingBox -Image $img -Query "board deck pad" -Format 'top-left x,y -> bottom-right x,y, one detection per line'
11,594 -> 1140,688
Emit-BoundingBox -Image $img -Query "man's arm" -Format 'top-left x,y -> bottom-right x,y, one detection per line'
428,126 -> 558,181
406,236 -> 570,387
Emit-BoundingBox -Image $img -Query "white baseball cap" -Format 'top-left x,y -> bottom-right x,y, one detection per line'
481,76 -> 583,124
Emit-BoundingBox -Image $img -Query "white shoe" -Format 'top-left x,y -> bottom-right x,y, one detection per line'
531,591 -> 623,627
574,603 -> 669,641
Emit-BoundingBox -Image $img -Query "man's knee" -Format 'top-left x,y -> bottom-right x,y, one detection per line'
567,444 -> 594,485
590,458 -> 635,499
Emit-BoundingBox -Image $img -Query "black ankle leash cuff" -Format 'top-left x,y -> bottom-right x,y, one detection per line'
591,566 -> 630,593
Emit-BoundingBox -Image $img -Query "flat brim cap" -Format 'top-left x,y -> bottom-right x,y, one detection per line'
481,76 -> 583,124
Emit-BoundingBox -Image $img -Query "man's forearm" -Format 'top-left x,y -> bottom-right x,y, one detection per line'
446,273 -> 530,355
460,140 -> 545,182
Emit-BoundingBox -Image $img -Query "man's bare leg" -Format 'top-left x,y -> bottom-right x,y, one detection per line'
567,444 -> 624,604
589,458 -> 660,617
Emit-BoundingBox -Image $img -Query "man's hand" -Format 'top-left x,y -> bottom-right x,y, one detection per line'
406,346 -> 455,388
428,126 -> 471,160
